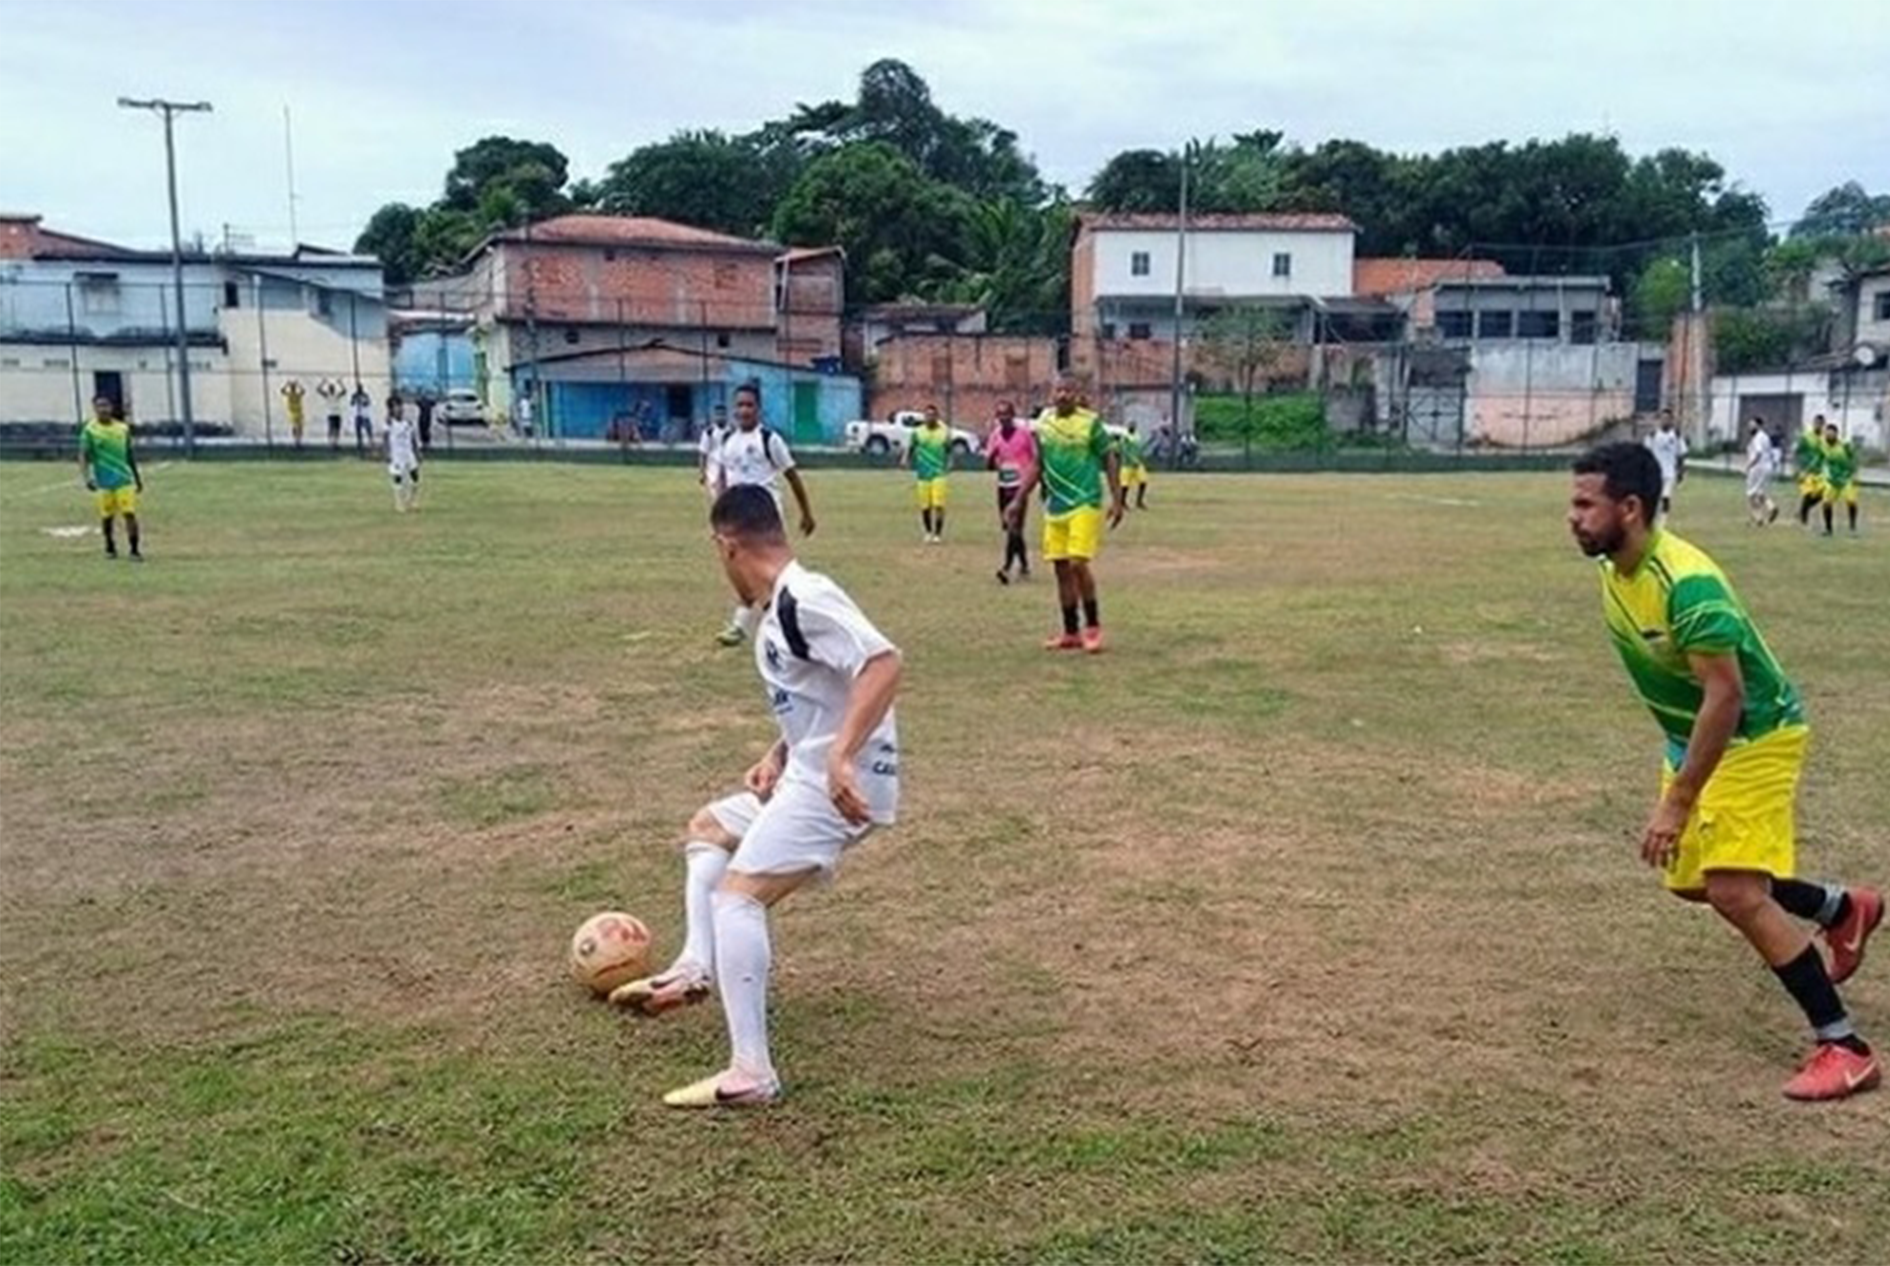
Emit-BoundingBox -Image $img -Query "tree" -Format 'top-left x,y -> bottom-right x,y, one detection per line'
772,142 -> 975,304
595,132 -> 780,237
1085,149 -> 1181,213
1791,182 -> 1890,238
441,136 -> 571,217
1197,304 -> 1293,457
354,203 -> 424,287
1630,258 -> 1692,339
937,198 -> 1073,333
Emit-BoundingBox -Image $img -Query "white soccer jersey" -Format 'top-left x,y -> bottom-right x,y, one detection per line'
1646,428 -> 1686,480
1745,429 -> 1777,494
713,426 -> 795,497
698,424 -> 728,459
387,418 -> 419,474
754,560 -> 899,825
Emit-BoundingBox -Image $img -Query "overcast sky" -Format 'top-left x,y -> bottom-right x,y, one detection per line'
4,0 -> 1885,253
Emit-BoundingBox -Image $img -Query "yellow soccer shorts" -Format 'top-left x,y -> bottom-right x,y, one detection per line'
94,486 -> 138,517
914,477 -> 948,510
1821,481 -> 1859,508
1659,725 -> 1808,893
1799,473 -> 1824,499
1121,464 -> 1147,489
1043,506 -> 1103,562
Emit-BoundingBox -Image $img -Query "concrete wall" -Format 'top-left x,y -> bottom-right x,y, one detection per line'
218,277 -> 390,438
1856,275 -> 1890,347
542,360 -> 860,443
1088,229 -> 1355,301
1462,342 -> 1640,447
0,342 -> 226,426
1706,369 -> 1887,450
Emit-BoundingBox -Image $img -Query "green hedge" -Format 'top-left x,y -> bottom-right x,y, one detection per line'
1194,393 -> 1331,450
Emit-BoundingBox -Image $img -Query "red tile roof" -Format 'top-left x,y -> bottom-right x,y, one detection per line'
0,214 -> 133,260
1080,211 -> 1359,234
1352,257 -> 1506,297
496,215 -> 778,253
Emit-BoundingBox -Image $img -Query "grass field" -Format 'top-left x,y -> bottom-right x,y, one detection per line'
3,459 -> 1888,1265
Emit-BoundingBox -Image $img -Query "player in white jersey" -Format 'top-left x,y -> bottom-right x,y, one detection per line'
708,381 -> 817,646
613,483 -> 901,1108
385,411 -> 421,512
696,404 -> 729,495
1744,417 -> 1781,527
1644,411 -> 1687,516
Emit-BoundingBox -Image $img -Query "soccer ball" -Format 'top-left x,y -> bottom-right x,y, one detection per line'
569,911 -> 652,996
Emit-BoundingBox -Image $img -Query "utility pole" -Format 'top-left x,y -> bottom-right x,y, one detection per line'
1689,231 -> 1706,445
1168,140 -> 1191,470
119,95 -> 212,456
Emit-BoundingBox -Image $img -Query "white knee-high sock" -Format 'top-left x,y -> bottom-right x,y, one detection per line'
712,890 -> 775,1082
678,842 -> 729,973
732,603 -> 762,636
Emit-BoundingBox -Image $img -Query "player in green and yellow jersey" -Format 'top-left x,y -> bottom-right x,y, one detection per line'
1008,375 -> 1124,652
77,395 -> 144,561
902,403 -> 954,543
1794,416 -> 1827,526
1817,422 -> 1861,537
1569,442 -> 1882,1101
1116,421 -> 1150,510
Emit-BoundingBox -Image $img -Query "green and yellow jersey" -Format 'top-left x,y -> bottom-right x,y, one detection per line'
1032,407 -> 1111,515
1821,437 -> 1858,490
1794,430 -> 1825,478
1116,429 -> 1146,470
909,425 -> 951,481
80,419 -> 136,490
1599,530 -> 1804,765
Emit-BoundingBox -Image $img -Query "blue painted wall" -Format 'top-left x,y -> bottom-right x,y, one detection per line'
529,358 -> 861,442
392,329 -> 477,396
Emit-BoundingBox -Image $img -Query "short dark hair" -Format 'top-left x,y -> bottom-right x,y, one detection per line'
733,379 -> 761,403
1573,442 -> 1662,520
710,484 -> 785,542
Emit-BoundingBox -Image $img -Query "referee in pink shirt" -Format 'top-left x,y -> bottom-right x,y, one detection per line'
986,400 -> 1039,585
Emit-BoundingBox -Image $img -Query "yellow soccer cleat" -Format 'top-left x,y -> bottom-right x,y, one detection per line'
608,963 -> 711,1016
661,1070 -> 782,1110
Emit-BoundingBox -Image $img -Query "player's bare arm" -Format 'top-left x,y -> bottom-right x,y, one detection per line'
827,650 -> 902,826
1104,449 -> 1125,529
745,739 -> 788,799
1643,652 -> 1744,868
785,468 -> 817,537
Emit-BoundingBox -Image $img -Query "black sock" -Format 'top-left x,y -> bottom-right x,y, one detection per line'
101,520 -> 116,553
1824,505 -> 1835,533
1773,879 -> 1849,927
1773,945 -> 1867,1052
1061,604 -> 1079,636
1012,534 -> 1028,571
1850,505 -> 1858,530
1799,496 -> 1816,524
922,510 -> 933,534
1082,598 -> 1100,629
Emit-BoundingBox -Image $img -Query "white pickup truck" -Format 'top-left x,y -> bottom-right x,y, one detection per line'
843,410 -> 982,458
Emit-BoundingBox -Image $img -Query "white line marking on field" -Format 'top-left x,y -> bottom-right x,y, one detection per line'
3,459 -> 174,503
1386,492 -> 1482,507
40,525 -> 93,538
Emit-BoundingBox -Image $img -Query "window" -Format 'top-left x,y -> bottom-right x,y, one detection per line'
313,289 -> 333,318
1272,252 -> 1292,279
224,280 -> 241,309
1128,322 -> 1153,340
603,248 -> 618,262
1130,251 -> 1151,277
1436,311 -> 1473,339
1570,310 -> 1598,345
1100,322 -> 1117,340
1516,310 -> 1560,339
1875,292 -> 1890,322
715,332 -> 730,349
77,273 -> 120,315
1477,310 -> 1514,339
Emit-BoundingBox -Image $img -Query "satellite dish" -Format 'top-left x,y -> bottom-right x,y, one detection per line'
1856,344 -> 1880,368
